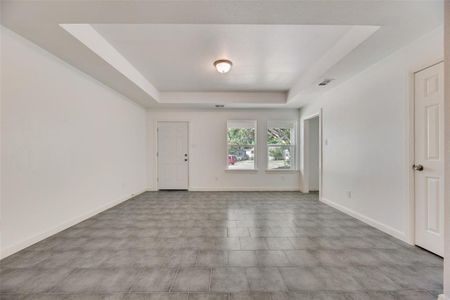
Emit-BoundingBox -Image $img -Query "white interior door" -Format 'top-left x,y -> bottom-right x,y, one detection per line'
157,122 -> 189,190
414,62 -> 444,256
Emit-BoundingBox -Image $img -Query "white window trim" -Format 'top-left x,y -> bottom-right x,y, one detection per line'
225,120 -> 257,171
266,120 -> 298,171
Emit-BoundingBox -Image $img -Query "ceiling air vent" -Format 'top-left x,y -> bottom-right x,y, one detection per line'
318,79 -> 334,86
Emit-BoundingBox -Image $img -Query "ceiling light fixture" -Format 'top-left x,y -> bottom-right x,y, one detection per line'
214,59 -> 233,74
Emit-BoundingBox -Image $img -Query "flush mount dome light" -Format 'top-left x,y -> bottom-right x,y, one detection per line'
214,59 -> 233,74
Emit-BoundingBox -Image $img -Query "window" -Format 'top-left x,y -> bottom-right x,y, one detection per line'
267,120 -> 296,170
227,120 -> 256,170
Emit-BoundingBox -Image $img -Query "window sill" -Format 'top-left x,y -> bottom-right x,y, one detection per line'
265,169 -> 299,173
225,168 -> 259,172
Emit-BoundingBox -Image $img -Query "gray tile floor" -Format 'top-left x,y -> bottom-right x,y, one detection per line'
0,191 -> 443,299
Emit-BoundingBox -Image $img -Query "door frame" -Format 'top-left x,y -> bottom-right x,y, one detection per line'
302,109 -> 323,200
407,60 -> 444,245
156,120 -> 190,190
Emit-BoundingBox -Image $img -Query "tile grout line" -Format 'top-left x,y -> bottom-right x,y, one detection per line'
169,266 -> 181,292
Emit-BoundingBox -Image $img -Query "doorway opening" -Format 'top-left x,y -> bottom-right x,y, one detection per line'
303,111 -> 322,198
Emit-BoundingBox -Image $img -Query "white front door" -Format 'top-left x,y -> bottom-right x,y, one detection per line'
414,62 -> 444,256
157,122 -> 189,190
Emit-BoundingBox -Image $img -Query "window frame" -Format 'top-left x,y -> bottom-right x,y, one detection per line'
266,120 -> 298,171
225,120 -> 258,171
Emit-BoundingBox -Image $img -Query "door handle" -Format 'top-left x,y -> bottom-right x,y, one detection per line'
413,164 -> 424,171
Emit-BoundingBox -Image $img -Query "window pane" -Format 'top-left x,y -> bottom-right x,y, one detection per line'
228,145 -> 255,169
226,120 -> 256,170
267,128 -> 293,145
227,128 -> 256,145
268,145 -> 295,170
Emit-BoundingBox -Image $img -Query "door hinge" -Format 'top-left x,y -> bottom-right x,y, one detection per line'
156,152 -> 159,157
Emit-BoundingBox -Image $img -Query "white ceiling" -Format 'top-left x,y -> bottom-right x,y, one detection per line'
1,0 -> 444,108
93,24 -> 355,92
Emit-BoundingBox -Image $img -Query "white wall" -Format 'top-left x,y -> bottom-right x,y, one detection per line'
1,28 -> 149,258
443,3 -> 450,298
299,27 -> 443,243
148,109 -> 300,191
308,117 -> 320,191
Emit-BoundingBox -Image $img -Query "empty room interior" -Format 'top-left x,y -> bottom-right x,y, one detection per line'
1,1 -> 450,299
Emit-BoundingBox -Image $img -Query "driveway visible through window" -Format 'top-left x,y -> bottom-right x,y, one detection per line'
227,120 -> 256,170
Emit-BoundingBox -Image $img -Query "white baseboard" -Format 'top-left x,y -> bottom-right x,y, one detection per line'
189,187 -> 301,192
320,197 -> 408,243
438,294 -> 450,300
0,189 -> 147,260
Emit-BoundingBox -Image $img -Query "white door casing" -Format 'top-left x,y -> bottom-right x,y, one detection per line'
414,62 -> 444,256
302,110 -> 323,198
157,122 -> 189,190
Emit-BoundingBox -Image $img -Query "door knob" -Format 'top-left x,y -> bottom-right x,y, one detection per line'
413,164 -> 424,171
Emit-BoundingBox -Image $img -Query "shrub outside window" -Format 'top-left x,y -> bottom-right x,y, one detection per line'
267,120 -> 296,170
227,120 -> 256,170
